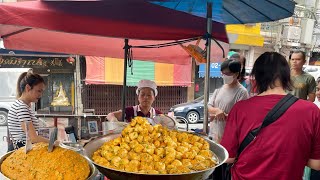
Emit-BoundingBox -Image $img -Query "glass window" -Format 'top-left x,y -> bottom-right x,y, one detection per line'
36,73 -> 74,114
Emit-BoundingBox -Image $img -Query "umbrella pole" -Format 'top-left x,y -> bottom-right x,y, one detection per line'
121,38 -> 129,122
203,2 -> 212,135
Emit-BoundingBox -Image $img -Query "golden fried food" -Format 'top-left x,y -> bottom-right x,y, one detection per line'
1,142 -> 90,180
92,116 -> 218,174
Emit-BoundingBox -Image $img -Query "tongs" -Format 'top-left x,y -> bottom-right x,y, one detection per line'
25,121 -> 32,154
48,127 -> 58,152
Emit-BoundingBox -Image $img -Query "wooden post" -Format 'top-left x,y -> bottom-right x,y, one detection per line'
53,117 -> 58,127
187,59 -> 195,102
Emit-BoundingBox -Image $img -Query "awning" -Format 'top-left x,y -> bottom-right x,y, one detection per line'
85,57 -> 192,86
227,24 -> 264,47
198,63 -> 221,78
0,1 -> 229,65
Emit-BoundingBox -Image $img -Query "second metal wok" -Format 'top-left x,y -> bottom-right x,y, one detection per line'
0,150 -> 98,180
84,133 -> 228,180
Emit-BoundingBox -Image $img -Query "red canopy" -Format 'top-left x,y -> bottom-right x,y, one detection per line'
0,1 -> 229,64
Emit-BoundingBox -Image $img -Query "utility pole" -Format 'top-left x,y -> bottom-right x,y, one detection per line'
274,24 -> 283,53
308,0 -> 320,65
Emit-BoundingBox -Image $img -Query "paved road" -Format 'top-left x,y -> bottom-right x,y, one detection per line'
177,122 -> 204,131
0,126 -> 7,157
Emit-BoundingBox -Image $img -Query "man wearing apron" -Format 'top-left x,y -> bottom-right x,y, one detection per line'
107,79 -> 162,122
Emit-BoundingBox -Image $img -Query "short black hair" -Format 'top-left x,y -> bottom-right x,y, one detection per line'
221,59 -> 241,74
251,52 -> 292,93
289,50 -> 306,61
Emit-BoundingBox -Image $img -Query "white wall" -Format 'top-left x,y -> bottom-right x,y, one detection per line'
246,47 -> 273,67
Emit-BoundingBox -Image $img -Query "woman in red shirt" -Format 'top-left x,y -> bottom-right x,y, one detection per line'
221,52 -> 320,180
316,77 -> 320,103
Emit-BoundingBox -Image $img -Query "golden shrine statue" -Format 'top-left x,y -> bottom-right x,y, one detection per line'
51,82 -> 71,106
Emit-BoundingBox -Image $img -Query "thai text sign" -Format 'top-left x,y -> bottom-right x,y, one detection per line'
0,56 -> 74,69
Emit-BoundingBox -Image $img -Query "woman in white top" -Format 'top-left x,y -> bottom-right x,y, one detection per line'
207,59 -> 249,180
208,59 -> 249,143
7,71 -> 49,150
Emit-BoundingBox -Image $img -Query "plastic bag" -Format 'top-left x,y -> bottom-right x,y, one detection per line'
209,119 -> 226,143
303,167 -> 311,180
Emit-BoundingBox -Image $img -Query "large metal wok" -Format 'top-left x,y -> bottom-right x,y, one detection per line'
84,133 -> 229,180
0,150 -> 98,180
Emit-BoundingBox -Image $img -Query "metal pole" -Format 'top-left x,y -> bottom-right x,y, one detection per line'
75,55 -> 83,139
121,39 -> 129,122
203,2 -> 212,134
75,55 -> 83,116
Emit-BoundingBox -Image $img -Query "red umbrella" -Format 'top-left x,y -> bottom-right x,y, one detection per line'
0,0 -> 228,64
0,0 -> 229,121
0,25 -> 228,65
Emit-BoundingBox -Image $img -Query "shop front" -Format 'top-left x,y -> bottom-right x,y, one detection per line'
0,50 -> 94,143
82,56 -> 192,115
226,23 -> 265,67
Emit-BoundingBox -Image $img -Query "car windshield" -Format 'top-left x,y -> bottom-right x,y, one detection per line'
193,93 -> 213,103
194,96 -> 204,102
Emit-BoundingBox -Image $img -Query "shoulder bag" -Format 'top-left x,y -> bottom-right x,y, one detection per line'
225,94 -> 298,180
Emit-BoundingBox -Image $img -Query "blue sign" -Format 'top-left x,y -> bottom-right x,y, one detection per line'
198,63 -> 221,78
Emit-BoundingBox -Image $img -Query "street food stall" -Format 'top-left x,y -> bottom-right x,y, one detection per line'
0,116 -> 228,180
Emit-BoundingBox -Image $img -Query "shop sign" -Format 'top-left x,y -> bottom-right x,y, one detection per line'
0,56 -> 75,69
198,62 -> 221,78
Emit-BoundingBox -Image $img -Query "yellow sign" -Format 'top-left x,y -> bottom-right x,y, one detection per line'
227,24 -> 264,47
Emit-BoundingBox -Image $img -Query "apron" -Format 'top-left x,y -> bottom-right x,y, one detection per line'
132,105 -> 156,118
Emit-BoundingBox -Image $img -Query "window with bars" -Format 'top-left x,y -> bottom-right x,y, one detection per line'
82,85 -> 187,115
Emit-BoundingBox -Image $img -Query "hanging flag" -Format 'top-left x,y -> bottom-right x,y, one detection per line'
85,57 -> 192,86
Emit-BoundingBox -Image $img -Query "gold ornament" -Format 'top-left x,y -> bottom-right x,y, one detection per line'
51,82 -> 70,106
